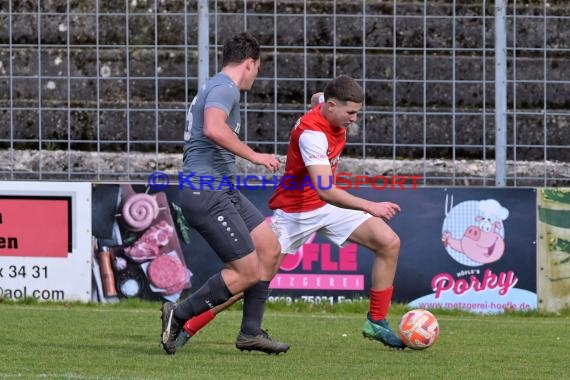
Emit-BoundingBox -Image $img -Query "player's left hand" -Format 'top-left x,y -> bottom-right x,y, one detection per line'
252,152 -> 281,173
367,201 -> 401,220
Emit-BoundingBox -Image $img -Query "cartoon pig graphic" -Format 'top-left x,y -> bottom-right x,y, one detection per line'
442,199 -> 509,264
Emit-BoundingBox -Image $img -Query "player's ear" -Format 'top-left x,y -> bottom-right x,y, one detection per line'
245,57 -> 256,71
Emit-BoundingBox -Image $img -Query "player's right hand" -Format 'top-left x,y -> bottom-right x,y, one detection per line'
252,153 -> 281,173
367,201 -> 401,220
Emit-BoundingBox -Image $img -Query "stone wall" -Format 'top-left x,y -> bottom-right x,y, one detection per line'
2,149 -> 570,187
1,0 -> 569,161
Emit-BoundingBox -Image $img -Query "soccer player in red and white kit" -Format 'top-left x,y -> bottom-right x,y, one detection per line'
269,75 -> 406,348
175,77 -> 405,351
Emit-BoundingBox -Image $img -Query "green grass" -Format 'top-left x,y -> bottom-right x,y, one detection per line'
0,299 -> 568,380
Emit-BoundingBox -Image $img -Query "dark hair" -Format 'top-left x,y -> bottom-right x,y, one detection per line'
221,32 -> 260,67
324,75 -> 364,103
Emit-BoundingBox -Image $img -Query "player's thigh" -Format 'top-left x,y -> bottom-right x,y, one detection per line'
233,190 -> 265,232
347,216 -> 400,253
234,191 -> 281,264
318,204 -> 373,247
271,209 -> 322,254
179,188 -> 255,262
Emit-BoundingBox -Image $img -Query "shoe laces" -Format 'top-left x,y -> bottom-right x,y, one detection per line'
259,329 -> 274,340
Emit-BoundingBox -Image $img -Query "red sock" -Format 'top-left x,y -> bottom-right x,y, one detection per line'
369,286 -> 394,322
183,309 -> 216,336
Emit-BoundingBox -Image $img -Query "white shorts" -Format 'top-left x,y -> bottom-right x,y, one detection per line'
271,203 -> 372,254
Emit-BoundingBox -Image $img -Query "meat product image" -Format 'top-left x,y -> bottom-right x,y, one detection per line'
149,220 -> 174,246
124,241 -> 159,263
147,254 -> 191,295
124,220 -> 174,263
121,193 -> 159,231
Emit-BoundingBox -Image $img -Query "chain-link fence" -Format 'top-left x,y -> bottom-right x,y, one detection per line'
1,1 -> 569,185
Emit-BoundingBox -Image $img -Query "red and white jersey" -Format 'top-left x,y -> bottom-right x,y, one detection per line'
268,105 -> 346,212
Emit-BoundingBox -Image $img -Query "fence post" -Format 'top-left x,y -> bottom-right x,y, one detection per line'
494,0 -> 507,186
198,0 -> 209,89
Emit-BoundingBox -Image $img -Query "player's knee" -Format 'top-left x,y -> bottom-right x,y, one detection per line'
390,233 -> 401,251
257,238 -> 282,270
386,233 -> 401,259
374,233 -> 400,260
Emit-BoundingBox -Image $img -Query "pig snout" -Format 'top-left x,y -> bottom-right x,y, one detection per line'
464,226 -> 481,241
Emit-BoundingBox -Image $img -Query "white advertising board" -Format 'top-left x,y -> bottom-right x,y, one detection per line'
0,181 -> 92,302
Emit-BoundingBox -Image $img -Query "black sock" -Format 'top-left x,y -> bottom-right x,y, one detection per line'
240,280 -> 270,336
174,272 -> 232,321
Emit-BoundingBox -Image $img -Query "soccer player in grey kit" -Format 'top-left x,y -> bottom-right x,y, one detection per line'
160,32 -> 289,355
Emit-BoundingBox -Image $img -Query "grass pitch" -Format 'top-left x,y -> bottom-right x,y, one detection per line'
0,299 -> 568,380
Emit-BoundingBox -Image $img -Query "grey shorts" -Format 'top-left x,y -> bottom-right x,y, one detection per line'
179,188 -> 264,262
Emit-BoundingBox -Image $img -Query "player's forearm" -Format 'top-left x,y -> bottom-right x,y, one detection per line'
204,123 -> 257,162
316,187 -> 373,213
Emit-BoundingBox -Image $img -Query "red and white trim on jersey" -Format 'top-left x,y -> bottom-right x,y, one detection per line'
268,105 -> 346,212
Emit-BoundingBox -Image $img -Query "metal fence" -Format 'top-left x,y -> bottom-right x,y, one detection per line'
0,0 -> 569,185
